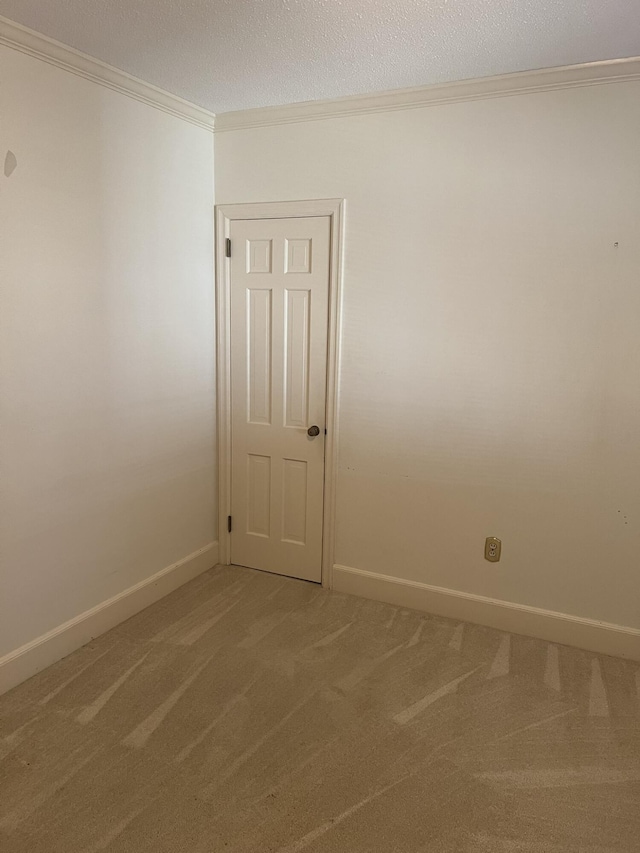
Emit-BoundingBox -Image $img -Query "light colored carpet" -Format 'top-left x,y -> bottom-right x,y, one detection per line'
1,564 -> 639,852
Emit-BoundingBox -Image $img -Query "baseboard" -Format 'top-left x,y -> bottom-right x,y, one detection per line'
333,564 -> 640,662
0,542 -> 219,696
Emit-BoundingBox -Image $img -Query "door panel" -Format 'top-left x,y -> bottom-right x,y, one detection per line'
284,288 -> 310,428
247,288 -> 272,424
230,216 -> 330,582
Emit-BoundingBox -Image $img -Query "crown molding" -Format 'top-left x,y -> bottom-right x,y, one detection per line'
215,57 -> 640,133
0,15 -> 215,131
3,14 -> 638,135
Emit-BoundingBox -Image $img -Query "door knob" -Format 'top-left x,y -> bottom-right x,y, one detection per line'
307,425 -> 321,437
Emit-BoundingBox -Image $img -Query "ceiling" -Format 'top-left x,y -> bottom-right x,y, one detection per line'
1,0 -> 639,114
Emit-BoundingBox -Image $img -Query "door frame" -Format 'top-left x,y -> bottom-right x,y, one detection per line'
215,199 -> 345,588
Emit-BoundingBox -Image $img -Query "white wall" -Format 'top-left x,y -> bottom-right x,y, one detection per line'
215,80 -> 640,632
0,46 -> 216,663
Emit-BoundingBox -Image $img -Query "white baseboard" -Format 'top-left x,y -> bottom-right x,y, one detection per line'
333,564 -> 640,661
0,542 -> 219,696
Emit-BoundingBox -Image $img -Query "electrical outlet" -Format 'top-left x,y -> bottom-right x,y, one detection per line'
485,537 -> 501,562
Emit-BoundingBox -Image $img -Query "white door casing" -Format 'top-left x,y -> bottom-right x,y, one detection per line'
229,215 -> 331,581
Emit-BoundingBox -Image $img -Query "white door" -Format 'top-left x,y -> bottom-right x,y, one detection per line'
229,216 -> 331,582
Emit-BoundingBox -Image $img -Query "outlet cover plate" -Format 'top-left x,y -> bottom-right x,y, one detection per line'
485,537 -> 502,562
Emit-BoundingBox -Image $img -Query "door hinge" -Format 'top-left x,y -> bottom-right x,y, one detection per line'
227,515 -> 232,533
225,238 -> 231,258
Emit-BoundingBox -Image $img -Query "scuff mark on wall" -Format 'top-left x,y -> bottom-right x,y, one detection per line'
4,151 -> 17,177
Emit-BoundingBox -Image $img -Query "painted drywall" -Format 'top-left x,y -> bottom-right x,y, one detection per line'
0,44 -> 216,659
215,79 -> 640,631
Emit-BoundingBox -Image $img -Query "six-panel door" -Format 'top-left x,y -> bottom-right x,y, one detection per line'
229,216 -> 330,582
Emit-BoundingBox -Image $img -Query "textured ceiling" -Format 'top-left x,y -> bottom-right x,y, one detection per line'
1,0 -> 639,113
